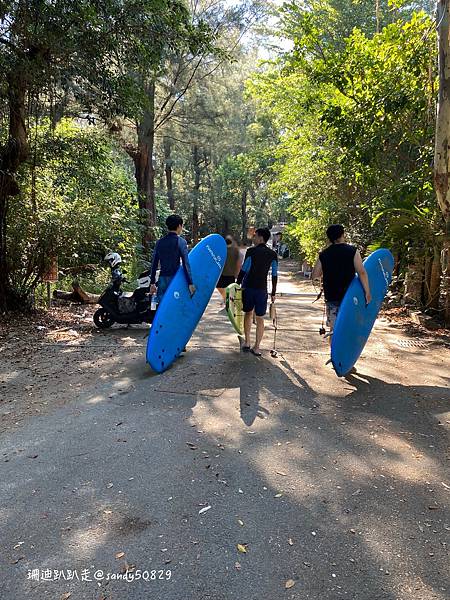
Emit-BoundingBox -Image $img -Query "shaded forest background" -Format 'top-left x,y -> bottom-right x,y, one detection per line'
1,0 -> 449,323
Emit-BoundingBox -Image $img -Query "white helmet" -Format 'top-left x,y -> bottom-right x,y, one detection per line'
104,251 -> 122,267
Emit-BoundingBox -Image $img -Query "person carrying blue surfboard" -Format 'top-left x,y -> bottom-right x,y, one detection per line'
312,224 -> 371,338
237,227 -> 278,356
149,214 -> 196,303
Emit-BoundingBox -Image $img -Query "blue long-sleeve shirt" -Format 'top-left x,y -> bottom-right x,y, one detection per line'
150,232 -> 193,285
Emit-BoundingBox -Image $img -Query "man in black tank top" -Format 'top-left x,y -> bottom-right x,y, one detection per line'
312,225 -> 371,335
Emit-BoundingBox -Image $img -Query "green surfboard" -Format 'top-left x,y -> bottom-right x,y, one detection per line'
225,283 -> 243,335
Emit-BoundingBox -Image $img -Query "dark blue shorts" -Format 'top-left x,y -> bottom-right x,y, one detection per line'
157,275 -> 173,302
242,287 -> 268,317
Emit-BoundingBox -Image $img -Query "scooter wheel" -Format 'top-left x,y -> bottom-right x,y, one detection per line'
93,308 -> 115,329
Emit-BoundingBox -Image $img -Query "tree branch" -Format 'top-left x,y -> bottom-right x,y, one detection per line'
154,55 -> 204,131
0,36 -> 20,54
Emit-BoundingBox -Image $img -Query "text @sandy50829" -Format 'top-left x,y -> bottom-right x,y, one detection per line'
27,568 -> 172,583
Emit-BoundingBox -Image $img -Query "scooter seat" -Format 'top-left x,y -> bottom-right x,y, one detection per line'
121,291 -> 134,298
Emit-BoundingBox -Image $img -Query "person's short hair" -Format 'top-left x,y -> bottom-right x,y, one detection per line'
225,235 -> 233,246
255,227 -> 271,243
326,224 -> 344,243
166,214 -> 183,231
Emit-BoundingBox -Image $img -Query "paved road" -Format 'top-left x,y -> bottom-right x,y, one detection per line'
1,262 -> 449,599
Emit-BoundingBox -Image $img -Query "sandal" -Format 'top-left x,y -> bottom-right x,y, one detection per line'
242,345 -> 251,352
250,348 -> 262,357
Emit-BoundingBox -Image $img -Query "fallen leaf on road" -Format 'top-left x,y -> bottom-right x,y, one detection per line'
27,455 -> 38,459
186,442 -> 198,450
198,506 -> 211,515
288,538 -> 294,546
60,593 -> 72,600
275,493 -> 283,498
237,544 -> 247,553
115,552 -> 125,559
235,562 -> 241,570
106,483 -> 114,488
351,489 -> 361,496
238,519 -> 244,526
285,579 -> 296,589
276,471 -> 288,476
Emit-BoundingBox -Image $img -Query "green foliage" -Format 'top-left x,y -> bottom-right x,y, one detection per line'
0,0 -> 202,120
154,44 -> 283,240
248,5 -> 437,266
8,120 -> 139,300
0,0 -> 221,310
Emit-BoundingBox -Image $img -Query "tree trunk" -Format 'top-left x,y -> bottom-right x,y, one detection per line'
404,253 -> 424,307
192,145 -> 201,244
53,281 -> 99,304
0,195 -> 10,312
375,0 -> 380,34
424,254 -> 431,306
53,280 -> 100,304
50,86 -> 70,129
164,137 -> 175,210
441,234 -> 450,323
134,81 -> 156,252
427,245 -> 442,309
241,188 -> 248,244
0,71 -> 29,311
434,0 -> 450,325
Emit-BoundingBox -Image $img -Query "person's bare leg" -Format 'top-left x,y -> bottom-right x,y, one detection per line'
253,315 -> 265,353
217,288 -> 226,304
244,311 -> 253,348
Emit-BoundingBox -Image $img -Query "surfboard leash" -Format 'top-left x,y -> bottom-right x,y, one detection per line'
311,280 -> 326,336
269,301 -> 278,358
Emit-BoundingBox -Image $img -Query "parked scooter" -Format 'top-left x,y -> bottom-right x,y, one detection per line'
93,252 -> 157,329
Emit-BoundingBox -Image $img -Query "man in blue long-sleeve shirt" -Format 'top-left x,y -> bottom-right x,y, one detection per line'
150,215 -> 196,302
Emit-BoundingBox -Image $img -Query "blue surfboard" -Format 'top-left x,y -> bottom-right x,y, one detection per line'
147,234 -> 226,373
331,248 -> 394,377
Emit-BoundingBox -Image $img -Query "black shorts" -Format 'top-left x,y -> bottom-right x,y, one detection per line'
217,275 -> 235,288
242,287 -> 268,316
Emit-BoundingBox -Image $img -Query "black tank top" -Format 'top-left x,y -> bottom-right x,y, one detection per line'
243,244 -> 278,290
319,243 -> 357,302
